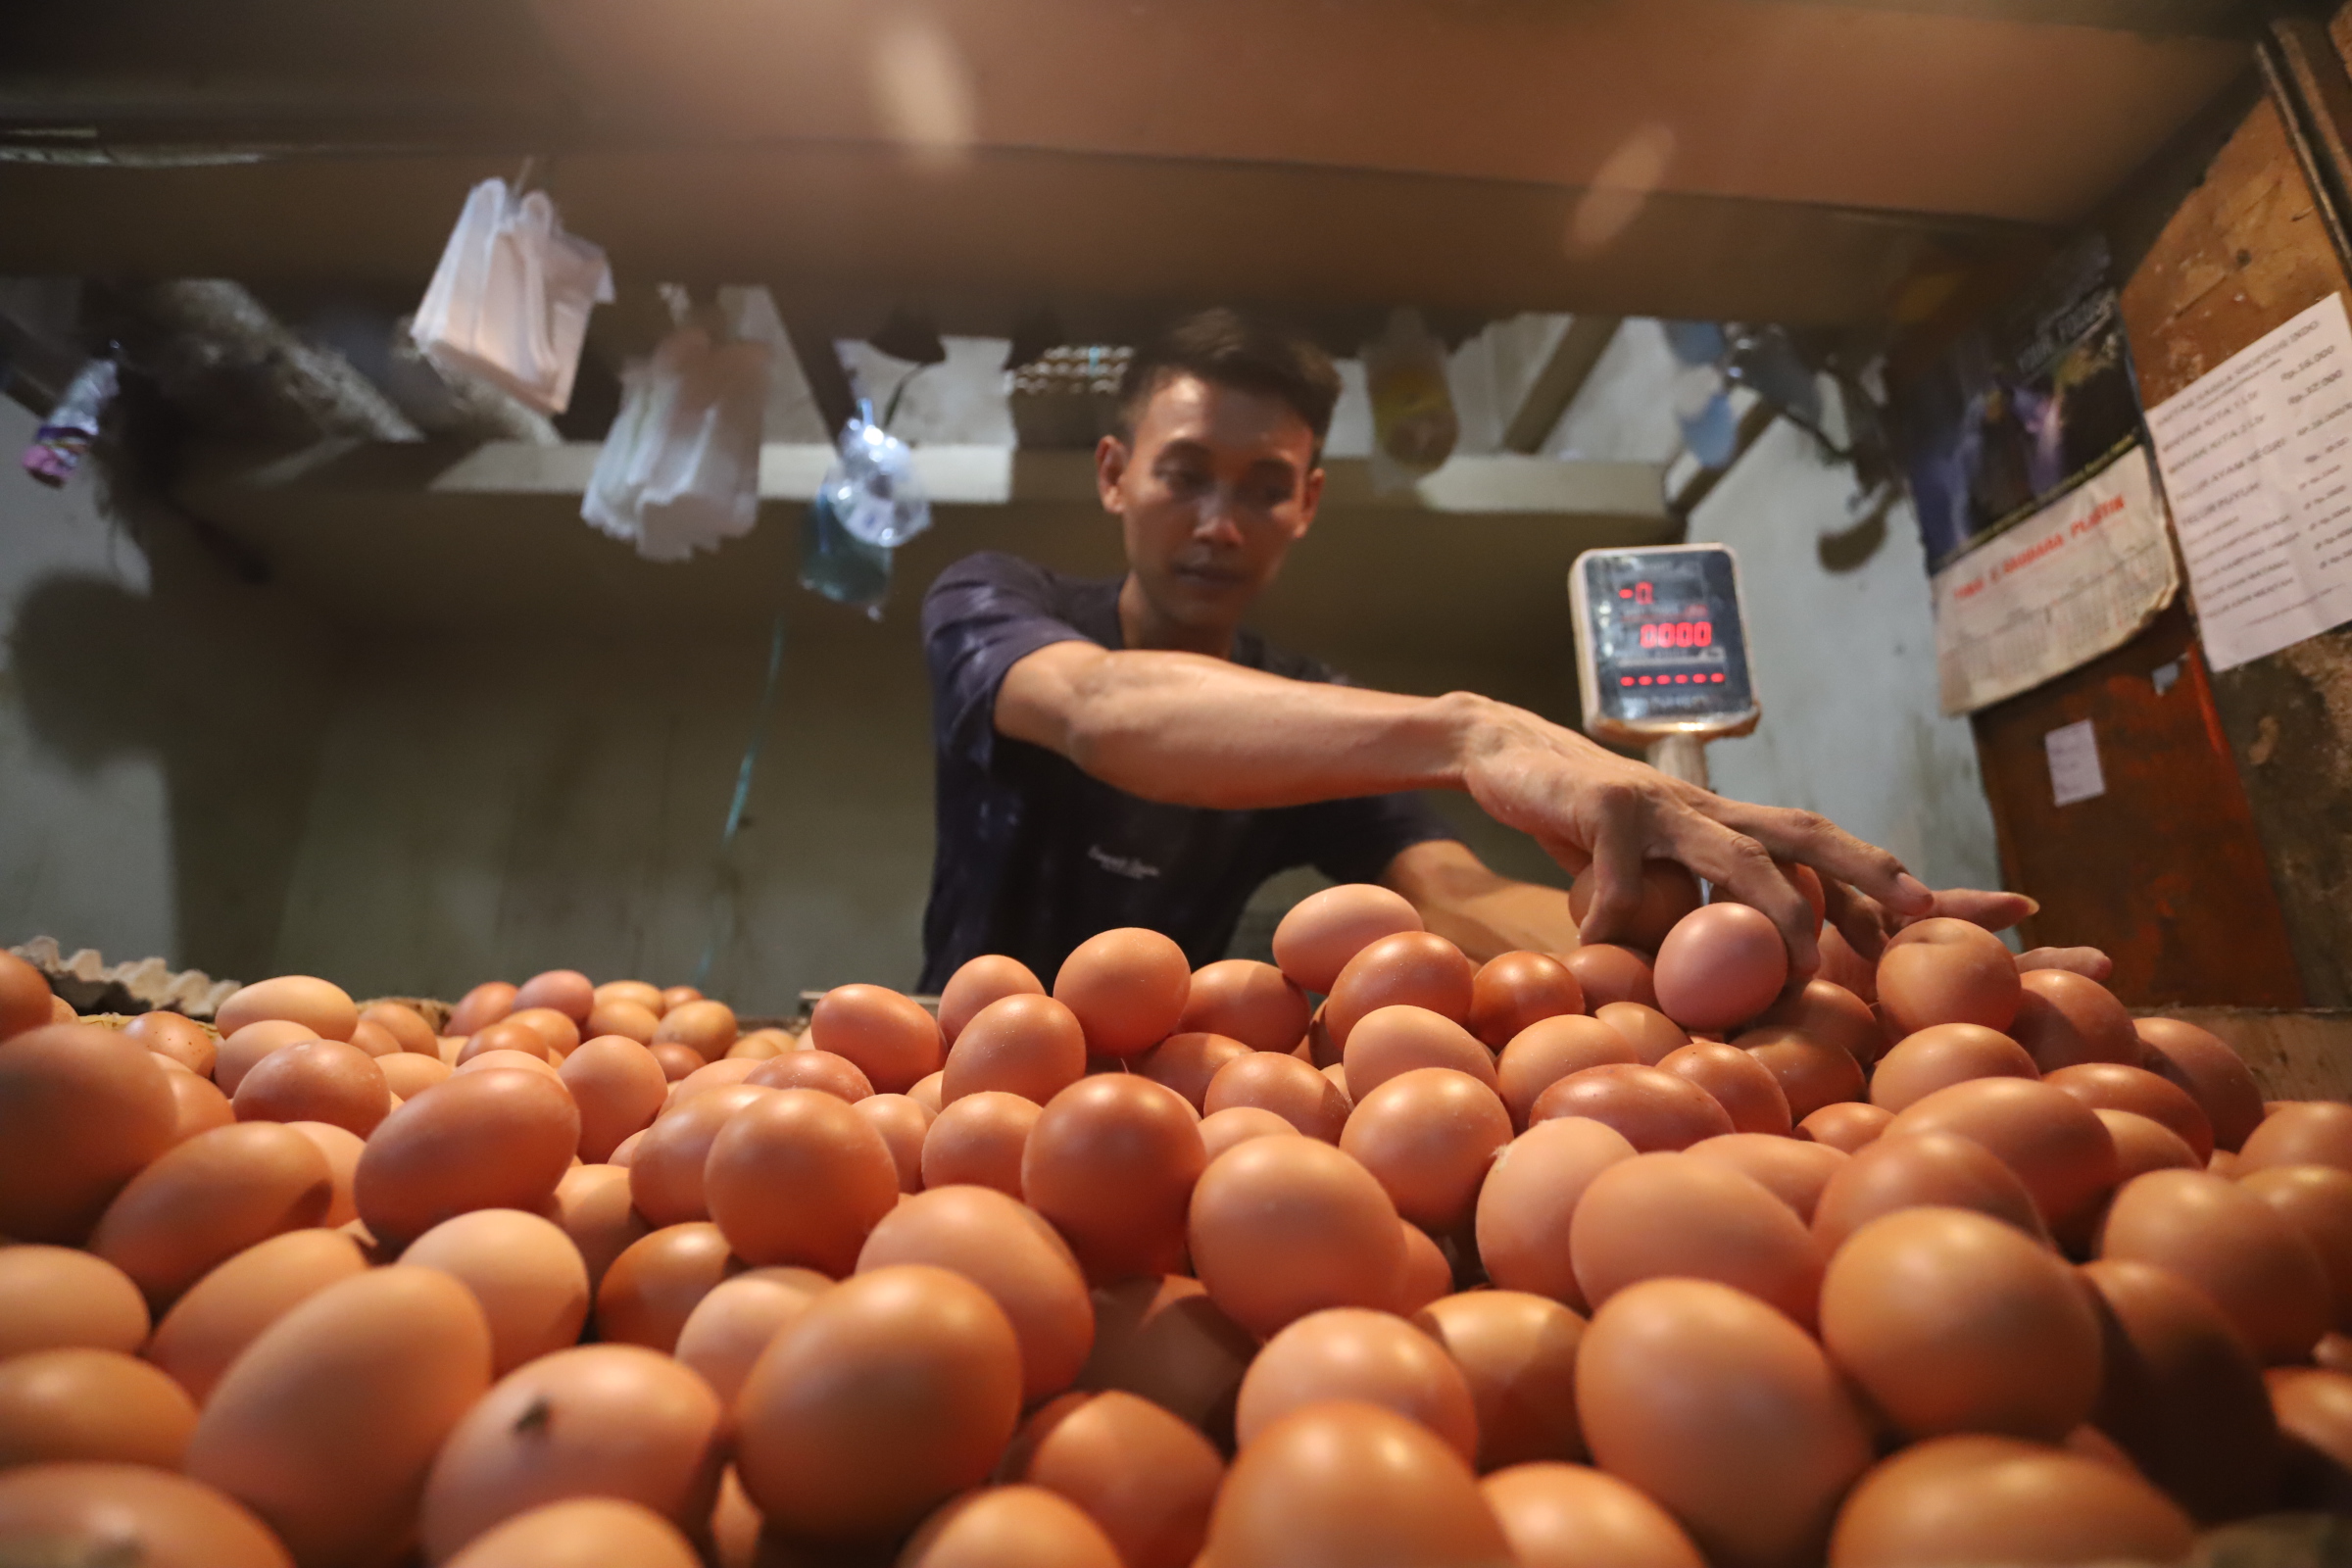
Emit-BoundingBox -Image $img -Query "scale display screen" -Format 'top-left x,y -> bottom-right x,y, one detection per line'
1572,545 -> 1758,741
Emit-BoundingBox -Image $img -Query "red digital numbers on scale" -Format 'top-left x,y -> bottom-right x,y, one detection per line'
1636,619 -> 1713,650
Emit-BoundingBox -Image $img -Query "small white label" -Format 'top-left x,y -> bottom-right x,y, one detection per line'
2045,718 -> 2107,807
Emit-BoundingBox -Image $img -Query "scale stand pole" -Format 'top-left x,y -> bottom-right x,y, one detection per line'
1645,734 -> 1710,790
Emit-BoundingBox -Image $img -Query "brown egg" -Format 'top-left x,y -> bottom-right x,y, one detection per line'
1237,1306 -> 1480,1461
629,1082 -> 771,1227
595,1223 -> 742,1351
1495,1015 -> 1638,1131
1023,1076 -> 1205,1282
856,1093 -> 933,1192
230,1038 -> 389,1137
1571,859 -> 1704,952
1740,979 -> 1883,1067
0,1246 -> 149,1359
654,998 -> 740,1064
1138,1030 -> 1251,1112
380,1052 -> 455,1101
2240,1101 -> 2352,1177
706,1088 -> 901,1275
457,1019 -> 553,1067
167,1067 -> 238,1144
2096,1108 -> 2202,1182
1325,932 -> 1477,1050
1818,925 -> 1879,1003
558,1035 -> 669,1163
2242,1165 -> 2352,1333
401,1208 -> 591,1375
1868,1024 -> 2036,1114
0,1463 -> 293,1568
908,1069 -> 947,1112
2268,1366 -> 2352,1509
508,969 -> 592,1024
808,985 -> 942,1092
146,1228 -> 369,1403
1580,1278 -> 1873,1568
943,994 -> 1087,1104
858,1185 -> 1092,1403
1743,1035 -> 1865,1123
1342,1004 -> 1498,1103
1811,1131 -> 2050,1253
2133,1017 -> 2265,1152
1001,1389 -> 1225,1568
939,955 -> 1047,1045
1570,1152 -> 1821,1327
2008,971 -> 2138,1072
0,949 -> 55,1040
1687,1134 -> 1847,1223
449,981 -> 519,1037
1476,1118 -> 1640,1309
0,1348 -> 198,1468
1658,1042 -> 1792,1136
1395,1219 -> 1455,1314
1181,959 -> 1312,1053
49,994 -> 75,1023
1875,919 -> 2022,1037
1826,1434 -> 2193,1568
901,1485 -> 1123,1568
1205,1048 -> 1351,1142
2079,1257 -> 2278,1523
285,1120 -> 364,1228
127,1009 -> 219,1076
1652,904 -> 1788,1034
459,1046 -> 564,1081
1340,1066 -> 1513,1233
338,1018 -> 398,1060
358,1002 -> 437,1055
184,1266 -> 493,1567
0,1023 -> 178,1243
1592,1001 -> 1689,1065
443,1496 -> 699,1568
1531,1063 -> 1733,1152
748,1049 -> 875,1102
87,1122 -> 332,1307
1075,1276 -> 1254,1442
727,1029 -> 794,1062
215,976 -> 358,1044
1886,1077 -> 2119,1248
1820,1207 -> 2098,1441
671,1267 -> 831,1406
1201,1399 -> 1508,1568
594,979 -> 664,1015
1563,945 -> 1660,1010
1187,1135 -> 1404,1339
1272,883 -> 1425,994
1797,1102 -> 1892,1153
1049,929 -> 1192,1059
1416,1291 -> 1587,1469
1200,1104 -> 1301,1161
2099,1168 -> 2331,1363
584,999 -> 661,1046
660,985 -> 703,1013
418,1343 -> 722,1560
1467,953 -> 1586,1052
1482,1461 -> 1704,1568
356,1067 -> 581,1247
2045,1061 -> 2214,1162
922,1091 -> 1040,1197
214,1020 -> 320,1095
1322,1059 -> 1353,1102
505,1006 -> 582,1060
543,1163 -> 651,1294
735,1264 -> 1023,1541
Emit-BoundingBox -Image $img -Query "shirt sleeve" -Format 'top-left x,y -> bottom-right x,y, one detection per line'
922,552 -> 1100,773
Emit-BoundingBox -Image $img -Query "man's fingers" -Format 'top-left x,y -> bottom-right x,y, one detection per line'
1821,878 -> 1892,964
2018,946 -> 2114,982
1919,888 -> 2039,934
1574,802 -> 1650,950
1713,801 -> 1933,919
1666,813 -> 1821,975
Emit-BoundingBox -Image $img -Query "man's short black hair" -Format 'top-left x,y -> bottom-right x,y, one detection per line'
1117,309 -> 1342,456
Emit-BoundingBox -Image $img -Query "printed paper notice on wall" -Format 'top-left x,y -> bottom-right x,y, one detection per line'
2145,292 -> 2352,671
2045,718 -> 2106,808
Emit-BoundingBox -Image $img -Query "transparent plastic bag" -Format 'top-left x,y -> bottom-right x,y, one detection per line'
412,178 -> 612,415
21,355 -> 117,488
822,401 -> 932,549
1363,307 -> 1459,494
583,298 -> 771,563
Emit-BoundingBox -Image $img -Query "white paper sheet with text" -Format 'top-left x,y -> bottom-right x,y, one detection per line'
2145,292 -> 2352,671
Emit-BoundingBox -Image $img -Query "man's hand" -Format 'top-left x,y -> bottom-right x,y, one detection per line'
1450,699 -> 1933,973
1821,880 -> 2113,982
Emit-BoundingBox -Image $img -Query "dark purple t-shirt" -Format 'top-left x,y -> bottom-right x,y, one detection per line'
917,552 -> 1459,991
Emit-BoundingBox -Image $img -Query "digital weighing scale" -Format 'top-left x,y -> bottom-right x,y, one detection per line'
1570,544 -> 1760,789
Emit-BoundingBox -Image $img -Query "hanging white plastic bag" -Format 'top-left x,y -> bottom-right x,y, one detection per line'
1363,307 -> 1459,495
583,311 -> 770,563
412,177 -> 612,415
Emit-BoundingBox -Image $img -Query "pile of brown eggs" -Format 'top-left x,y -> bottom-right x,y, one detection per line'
5,872 -> 2352,1568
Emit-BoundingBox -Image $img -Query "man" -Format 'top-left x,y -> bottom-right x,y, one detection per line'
917,310 -> 2080,991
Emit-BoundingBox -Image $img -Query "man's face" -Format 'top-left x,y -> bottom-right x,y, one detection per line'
1097,371 -> 1325,636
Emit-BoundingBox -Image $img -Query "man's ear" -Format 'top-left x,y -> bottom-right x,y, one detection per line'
1290,464 -> 1326,542
1096,434 -> 1131,515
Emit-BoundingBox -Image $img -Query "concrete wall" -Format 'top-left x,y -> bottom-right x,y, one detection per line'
0,394 -> 338,979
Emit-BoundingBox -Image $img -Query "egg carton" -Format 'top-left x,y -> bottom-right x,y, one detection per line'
9,935 -> 241,1020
